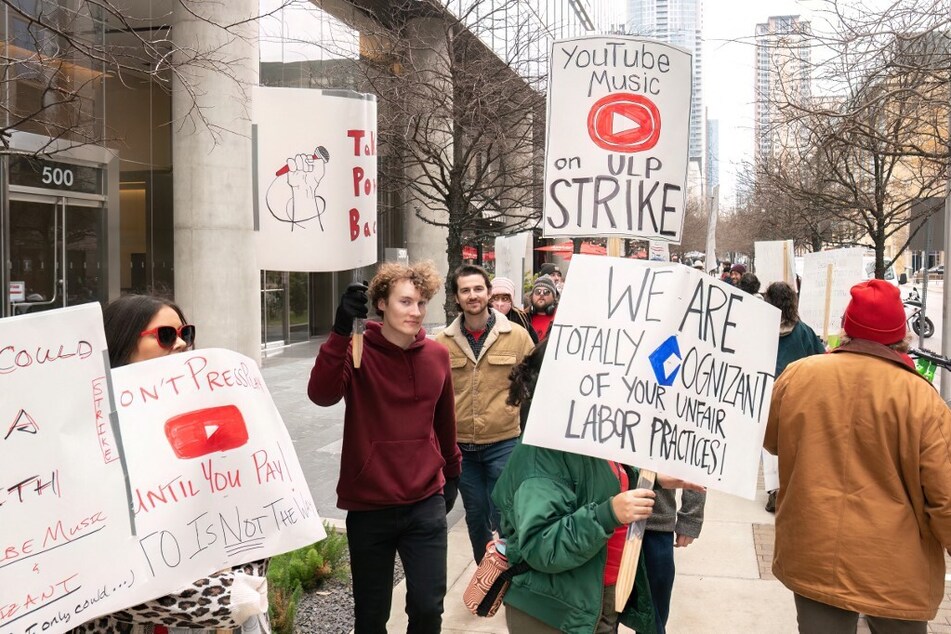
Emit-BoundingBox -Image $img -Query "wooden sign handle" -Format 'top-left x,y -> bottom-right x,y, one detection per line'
608,237 -> 623,258
352,318 -> 366,368
614,469 -> 656,608
822,264 -> 834,340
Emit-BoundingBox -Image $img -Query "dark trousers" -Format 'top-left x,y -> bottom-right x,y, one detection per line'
458,438 -> 517,563
346,495 -> 448,634
794,594 -> 927,634
642,530 -> 675,634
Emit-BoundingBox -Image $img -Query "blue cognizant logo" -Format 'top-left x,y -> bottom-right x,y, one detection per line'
648,335 -> 682,387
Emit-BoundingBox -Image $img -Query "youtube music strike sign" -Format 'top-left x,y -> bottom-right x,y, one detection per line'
544,37 -> 692,242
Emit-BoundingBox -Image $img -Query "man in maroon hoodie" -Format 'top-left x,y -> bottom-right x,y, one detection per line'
308,261 -> 462,634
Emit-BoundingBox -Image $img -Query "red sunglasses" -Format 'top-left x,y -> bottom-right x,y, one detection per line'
140,324 -> 196,350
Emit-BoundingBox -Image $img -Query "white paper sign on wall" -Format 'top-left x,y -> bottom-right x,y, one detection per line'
254,86 -> 378,272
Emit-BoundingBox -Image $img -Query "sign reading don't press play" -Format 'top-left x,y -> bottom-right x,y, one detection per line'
543,37 -> 692,242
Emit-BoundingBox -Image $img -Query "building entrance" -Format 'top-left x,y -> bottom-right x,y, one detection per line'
6,194 -> 106,316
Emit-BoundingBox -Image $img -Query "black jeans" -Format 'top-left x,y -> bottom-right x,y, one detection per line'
346,495 -> 448,634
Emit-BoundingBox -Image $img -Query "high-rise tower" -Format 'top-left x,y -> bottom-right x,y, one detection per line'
754,15 -> 812,165
627,0 -> 704,165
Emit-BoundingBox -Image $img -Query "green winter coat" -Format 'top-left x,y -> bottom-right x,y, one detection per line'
491,441 -> 656,633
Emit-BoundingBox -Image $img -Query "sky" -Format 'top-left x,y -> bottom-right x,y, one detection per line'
703,0 -> 821,208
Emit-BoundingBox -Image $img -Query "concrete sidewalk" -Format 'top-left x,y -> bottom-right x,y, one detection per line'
385,489 -> 798,634
262,339 -> 950,634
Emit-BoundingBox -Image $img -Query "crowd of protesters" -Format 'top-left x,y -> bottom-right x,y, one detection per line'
304,254 -> 951,634
68,252 -> 950,634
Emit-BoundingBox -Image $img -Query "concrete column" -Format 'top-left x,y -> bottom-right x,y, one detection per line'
402,18 -> 451,326
172,1 -> 261,362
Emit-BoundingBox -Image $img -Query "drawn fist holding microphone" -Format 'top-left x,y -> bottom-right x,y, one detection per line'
266,146 -> 330,231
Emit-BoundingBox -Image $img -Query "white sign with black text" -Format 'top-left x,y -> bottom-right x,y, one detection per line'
543,37 -> 692,242
522,256 -> 780,499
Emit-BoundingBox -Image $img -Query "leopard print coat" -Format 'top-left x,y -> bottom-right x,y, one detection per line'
69,561 -> 268,634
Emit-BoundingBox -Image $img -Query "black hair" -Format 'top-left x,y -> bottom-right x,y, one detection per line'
507,339 -> 549,432
449,264 -> 491,297
103,294 -> 188,368
763,281 -> 799,326
737,272 -> 761,295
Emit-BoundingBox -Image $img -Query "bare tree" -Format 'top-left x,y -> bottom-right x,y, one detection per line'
331,0 -> 546,321
0,0 -> 290,157
755,0 -> 951,278
672,195 -> 706,257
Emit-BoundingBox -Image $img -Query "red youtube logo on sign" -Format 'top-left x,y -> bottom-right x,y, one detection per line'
587,93 -> 661,153
164,405 -> 249,459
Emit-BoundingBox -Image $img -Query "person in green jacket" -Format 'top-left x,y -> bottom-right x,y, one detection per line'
492,340 -> 704,633
761,281 -> 826,513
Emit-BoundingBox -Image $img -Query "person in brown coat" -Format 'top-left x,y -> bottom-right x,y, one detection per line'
764,279 -> 951,632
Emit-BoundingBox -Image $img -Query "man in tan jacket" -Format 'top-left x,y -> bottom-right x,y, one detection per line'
436,264 -> 535,563
765,279 -> 951,632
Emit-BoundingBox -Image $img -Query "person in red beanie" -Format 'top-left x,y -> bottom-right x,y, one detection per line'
764,278 -> 951,632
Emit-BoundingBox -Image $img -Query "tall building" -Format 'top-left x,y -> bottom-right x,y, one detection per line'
626,0 -> 704,165
754,15 -> 812,165
0,0 -> 606,351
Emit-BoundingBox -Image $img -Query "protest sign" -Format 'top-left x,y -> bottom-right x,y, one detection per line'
649,241 -> 670,261
754,240 -> 796,289
799,248 -> 864,339
111,348 -> 325,583
543,37 -> 692,242
1,309 -> 325,634
494,233 -> 532,308
521,255 -> 780,498
0,305 -> 145,634
254,86 -> 378,271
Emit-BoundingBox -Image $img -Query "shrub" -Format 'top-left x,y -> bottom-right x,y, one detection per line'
268,522 -> 349,634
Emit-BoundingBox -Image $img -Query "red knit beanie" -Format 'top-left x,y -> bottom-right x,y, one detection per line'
842,279 -> 906,345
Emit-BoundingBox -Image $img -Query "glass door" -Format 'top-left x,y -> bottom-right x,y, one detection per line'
8,196 -> 105,314
9,198 -> 58,313
261,270 -> 289,348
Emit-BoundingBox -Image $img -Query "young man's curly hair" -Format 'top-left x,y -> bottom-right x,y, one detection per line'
368,261 -> 442,317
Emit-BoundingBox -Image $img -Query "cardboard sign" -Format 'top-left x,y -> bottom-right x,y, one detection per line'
649,241 -> 670,261
799,248 -> 864,339
543,37 -> 692,242
521,255 -> 780,499
494,233 -> 532,308
0,309 -> 325,634
754,240 -> 796,290
111,348 -> 325,583
0,305 -> 144,633
254,86 -> 378,271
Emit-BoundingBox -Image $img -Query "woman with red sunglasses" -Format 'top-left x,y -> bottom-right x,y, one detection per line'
71,294 -> 268,634
103,294 -> 195,367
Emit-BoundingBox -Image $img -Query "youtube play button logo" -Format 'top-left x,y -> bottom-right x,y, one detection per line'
164,405 -> 249,459
587,93 -> 661,153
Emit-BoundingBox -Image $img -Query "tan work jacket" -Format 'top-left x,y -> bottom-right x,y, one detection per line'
765,340 -> 951,620
435,310 -> 534,445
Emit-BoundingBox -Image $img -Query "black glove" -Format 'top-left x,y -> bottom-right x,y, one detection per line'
443,476 -> 460,514
332,282 -> 369,336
